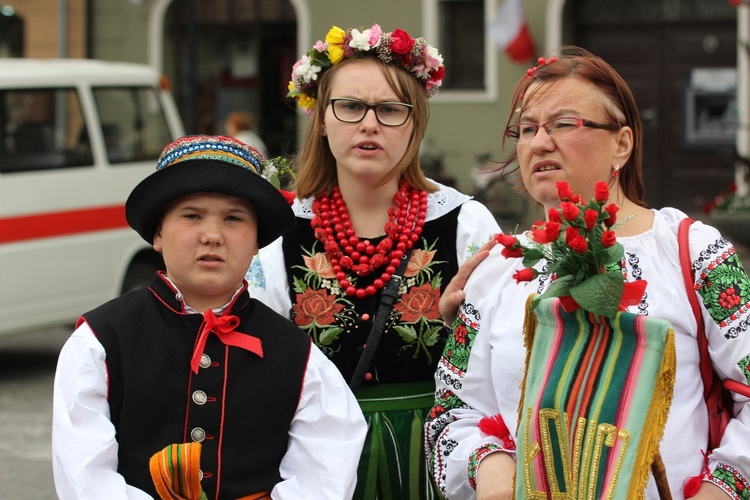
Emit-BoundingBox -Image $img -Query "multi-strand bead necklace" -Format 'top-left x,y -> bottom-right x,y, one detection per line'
311,180 -> 428,299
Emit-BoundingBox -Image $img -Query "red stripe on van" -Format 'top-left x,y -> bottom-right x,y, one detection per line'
0,205 -> 129,243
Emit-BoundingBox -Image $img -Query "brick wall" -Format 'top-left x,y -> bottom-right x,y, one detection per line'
12,0 -> 87,58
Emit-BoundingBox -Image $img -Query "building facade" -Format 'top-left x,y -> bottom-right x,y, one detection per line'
2,0 -> 742,215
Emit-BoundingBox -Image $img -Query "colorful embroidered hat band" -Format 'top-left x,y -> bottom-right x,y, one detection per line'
157,135 -> 263,174
126,135 -> 295,248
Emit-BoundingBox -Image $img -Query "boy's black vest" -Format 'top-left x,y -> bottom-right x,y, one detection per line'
82,274 -> 310,499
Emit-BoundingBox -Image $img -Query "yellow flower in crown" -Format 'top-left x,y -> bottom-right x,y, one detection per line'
325,26 -> 346,64
298,93 -> 316,110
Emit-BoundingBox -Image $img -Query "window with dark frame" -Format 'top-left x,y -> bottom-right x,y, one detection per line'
438,0 -> 486,90
0,88 -> 93,174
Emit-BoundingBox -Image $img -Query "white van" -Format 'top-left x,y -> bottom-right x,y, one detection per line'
0,59 -> 185,337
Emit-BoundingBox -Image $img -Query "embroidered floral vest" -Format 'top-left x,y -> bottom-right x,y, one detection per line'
281,207 -> 462,384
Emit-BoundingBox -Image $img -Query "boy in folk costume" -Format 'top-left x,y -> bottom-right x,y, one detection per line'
52,135 -> 367,499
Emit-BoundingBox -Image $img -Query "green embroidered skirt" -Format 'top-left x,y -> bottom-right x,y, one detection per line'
355,381 -> 440,500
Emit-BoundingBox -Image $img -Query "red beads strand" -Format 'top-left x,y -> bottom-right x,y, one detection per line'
311,180 -> 428,299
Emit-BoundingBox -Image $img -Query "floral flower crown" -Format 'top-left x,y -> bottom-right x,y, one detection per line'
287,24 -> 446,112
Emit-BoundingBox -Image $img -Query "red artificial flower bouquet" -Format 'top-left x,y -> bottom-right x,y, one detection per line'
496,181 -> 646,317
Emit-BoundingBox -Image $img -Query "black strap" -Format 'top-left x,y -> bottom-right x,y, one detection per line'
349,251 -> 411,392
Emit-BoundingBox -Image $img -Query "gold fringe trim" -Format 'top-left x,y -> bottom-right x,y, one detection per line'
626,324 -> 677,499
518,294 -> 538,430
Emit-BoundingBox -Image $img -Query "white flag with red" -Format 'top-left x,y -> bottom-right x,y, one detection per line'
488,0 -> 536,63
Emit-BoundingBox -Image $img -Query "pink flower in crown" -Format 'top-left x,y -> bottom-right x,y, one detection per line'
368,24 -> 382,47
312,40 -> 327,52
417,45 -> 444,76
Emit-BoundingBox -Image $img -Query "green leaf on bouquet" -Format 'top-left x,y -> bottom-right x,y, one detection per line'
532,274 -> 575,310
570,272 -> 624,317
603,244 -> 625,265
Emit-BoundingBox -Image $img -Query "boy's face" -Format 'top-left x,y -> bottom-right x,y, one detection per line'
153,192 -> 258,312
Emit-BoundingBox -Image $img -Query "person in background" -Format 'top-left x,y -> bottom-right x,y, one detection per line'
52,135 -> 366,499
225,110 -> 269,160
247,23 -> 500,499
425,46 -> 750,499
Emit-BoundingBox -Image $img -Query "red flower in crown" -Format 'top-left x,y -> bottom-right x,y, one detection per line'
429,66 -> 446,87
390,29 -> 416,54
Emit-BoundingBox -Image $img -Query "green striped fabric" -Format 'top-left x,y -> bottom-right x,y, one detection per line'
516,297 -> 676,499
355,381 -> 440,500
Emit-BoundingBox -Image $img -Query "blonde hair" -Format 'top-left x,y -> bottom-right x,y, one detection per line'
293,57 -> 437,199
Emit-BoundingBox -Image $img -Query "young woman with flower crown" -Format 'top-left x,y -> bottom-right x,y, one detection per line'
247,24 -> 499,499
426,47 -> 750,499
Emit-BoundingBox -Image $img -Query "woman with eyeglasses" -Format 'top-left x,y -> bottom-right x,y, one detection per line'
247,24 -> 499,499
426,46 -> 750,499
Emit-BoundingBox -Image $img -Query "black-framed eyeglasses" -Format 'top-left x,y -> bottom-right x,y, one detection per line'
505,116 -> 621,143
329,98 -> 413,127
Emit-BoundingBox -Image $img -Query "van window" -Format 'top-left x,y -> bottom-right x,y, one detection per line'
0,88 -> 93,173
93,87 -> 173,164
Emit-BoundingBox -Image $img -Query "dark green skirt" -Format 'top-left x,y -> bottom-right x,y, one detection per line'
354,381 -> 440,500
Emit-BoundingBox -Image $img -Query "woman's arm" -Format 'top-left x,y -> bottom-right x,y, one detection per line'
426,249 -> 522,498
689,222 -> 750,493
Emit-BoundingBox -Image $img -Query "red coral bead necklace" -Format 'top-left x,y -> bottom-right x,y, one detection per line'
311,179 -> 428,299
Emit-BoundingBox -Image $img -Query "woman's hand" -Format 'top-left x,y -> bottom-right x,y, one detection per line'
475,451 -> 516,500
440,237 -> 497,327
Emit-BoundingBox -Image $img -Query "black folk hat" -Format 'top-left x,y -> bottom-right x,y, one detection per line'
126,135 -> 295,248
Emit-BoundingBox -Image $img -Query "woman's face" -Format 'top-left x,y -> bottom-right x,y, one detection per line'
516,77 -> 632,211
322,58 -> 413,188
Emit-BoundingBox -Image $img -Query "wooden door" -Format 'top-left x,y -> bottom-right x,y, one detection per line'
577,20 -> 737,212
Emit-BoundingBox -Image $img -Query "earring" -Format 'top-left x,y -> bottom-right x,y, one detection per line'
613,164 -> 620,177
